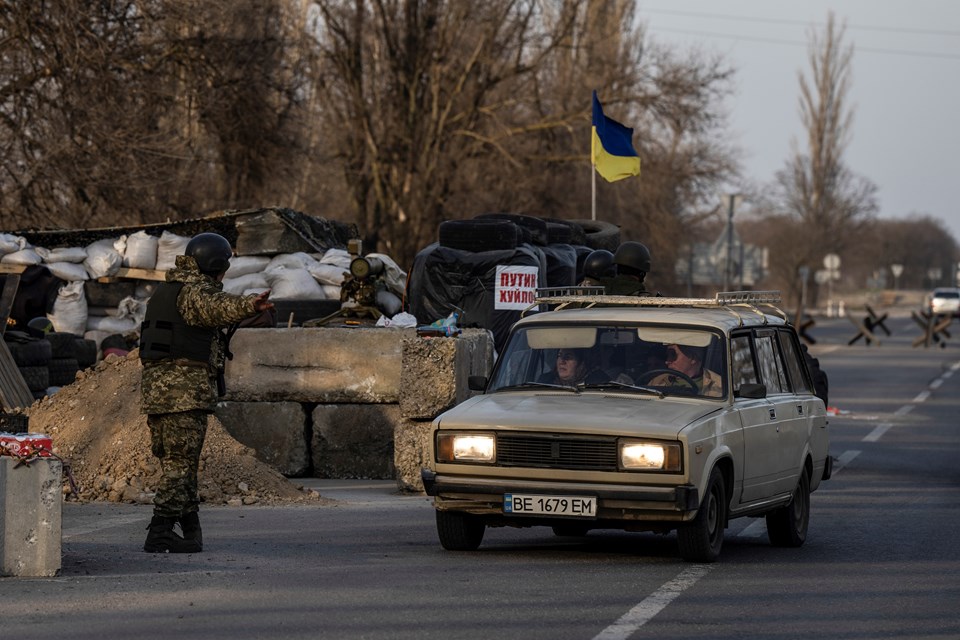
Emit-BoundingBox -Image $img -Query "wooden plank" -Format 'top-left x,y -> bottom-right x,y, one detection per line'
98,267 -> 167,283
0,274 -> 20,335
0,340 -> 35,410
0,264 -> 27,275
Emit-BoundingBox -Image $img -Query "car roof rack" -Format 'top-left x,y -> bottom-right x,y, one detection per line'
528,289 -> 785,323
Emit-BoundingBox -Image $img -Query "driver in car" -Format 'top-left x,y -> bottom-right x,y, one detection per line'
648,344 -> 722,397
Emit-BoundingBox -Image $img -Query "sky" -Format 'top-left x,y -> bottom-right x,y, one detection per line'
639,0 -> 960,243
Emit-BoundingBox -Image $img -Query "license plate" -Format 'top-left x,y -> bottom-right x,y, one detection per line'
504,494 -> 597,518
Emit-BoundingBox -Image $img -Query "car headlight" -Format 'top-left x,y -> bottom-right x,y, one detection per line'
436,433 -> 496,463
620,440 -> 682,472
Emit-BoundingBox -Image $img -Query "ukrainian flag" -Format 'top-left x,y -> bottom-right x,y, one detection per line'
591,91 -> 641,183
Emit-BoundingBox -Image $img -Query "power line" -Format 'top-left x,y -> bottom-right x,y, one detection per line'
642,7 -> 960,38
652,26 -> 960,61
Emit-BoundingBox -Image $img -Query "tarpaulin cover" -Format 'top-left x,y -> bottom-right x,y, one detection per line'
408,243 -> 546,352
540,243 -> 578,288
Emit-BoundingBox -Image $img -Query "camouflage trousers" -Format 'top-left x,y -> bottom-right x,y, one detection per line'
147,410 -> 208,518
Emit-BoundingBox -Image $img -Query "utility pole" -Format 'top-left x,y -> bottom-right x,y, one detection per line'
724,194 -> 737,290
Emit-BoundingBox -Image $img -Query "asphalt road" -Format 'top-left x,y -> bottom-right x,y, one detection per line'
2,312 -> 959,639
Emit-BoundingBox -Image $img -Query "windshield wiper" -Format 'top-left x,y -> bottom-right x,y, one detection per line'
495,382 -> 580,393
578,380 -> 665,398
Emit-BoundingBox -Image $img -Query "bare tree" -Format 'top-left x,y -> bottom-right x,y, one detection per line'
0,0 -> 309,229
773,11 -> 877,290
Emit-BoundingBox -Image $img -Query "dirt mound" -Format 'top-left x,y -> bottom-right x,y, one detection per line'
27,350 -> 325,506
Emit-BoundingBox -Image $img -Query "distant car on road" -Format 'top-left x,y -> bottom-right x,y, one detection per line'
422,290 -> 831,562
928,287 -> 960,316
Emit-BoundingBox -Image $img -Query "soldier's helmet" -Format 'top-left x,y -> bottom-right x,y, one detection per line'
583,249 -> 617,280
185,233 -> 233,275
613,241 -> 651,275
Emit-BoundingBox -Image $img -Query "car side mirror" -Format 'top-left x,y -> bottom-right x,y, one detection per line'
736,383 -> 766,399
468,375 -> 488,391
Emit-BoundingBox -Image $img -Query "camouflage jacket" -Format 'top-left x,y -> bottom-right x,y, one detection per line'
600,274 -> 649,296
140,255 -> 259,415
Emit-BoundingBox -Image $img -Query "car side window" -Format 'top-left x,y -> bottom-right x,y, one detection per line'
754,334 -> 788,394
730,335 -> 758,392
777,329 -> 812,394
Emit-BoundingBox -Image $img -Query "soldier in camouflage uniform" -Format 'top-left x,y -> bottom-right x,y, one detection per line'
601,241 -> 653,296
140,233 -> 273,553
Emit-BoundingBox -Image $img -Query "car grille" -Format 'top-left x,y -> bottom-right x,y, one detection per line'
496,433 -> 619,471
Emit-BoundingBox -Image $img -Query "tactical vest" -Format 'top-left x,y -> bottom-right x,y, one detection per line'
139,282 -> 215,364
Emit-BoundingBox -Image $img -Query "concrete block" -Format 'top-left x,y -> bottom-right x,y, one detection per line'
214,401 -> 309,477
312,405 -> 398,479
225,327 -> 416,403
0,457 -> 62,577
399,328 -> 495,420
394,417 -> 434,493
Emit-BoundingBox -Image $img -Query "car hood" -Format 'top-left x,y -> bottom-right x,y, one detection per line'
435,392 -> 723,439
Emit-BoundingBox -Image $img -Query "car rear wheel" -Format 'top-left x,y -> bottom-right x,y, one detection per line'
678,466 -> 726,562
436,510 -> 485,551
766,469 -> 810,547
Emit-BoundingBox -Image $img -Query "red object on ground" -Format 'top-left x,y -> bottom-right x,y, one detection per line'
0,433 -> 53,458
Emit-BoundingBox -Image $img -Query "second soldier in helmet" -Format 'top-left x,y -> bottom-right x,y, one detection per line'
581,241 -> 652,296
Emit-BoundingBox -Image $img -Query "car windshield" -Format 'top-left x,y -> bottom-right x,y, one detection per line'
488,323 -> 728,399
934,290 -> 959,299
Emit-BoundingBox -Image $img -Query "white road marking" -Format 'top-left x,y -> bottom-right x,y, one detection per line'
833,450 -> 861,475
894,405 -> 914,417
593,565 -> 713,640
912,390 -> 931,403
930,378 -> 943,389
863,423 -> 892,443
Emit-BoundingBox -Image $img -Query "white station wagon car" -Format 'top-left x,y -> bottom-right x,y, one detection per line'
422,291 -> 832,562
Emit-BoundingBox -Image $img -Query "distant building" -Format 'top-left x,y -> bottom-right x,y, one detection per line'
675,220 -> 767,290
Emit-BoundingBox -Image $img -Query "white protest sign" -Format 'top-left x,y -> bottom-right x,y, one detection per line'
495,265 -> 539,310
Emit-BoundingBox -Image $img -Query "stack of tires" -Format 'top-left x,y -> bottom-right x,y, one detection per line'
408,214 -> 620,352
6,330 -> 99,400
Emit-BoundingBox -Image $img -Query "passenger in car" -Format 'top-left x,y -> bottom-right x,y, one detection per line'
540,348 -> 600,385
649,344 -> 722,397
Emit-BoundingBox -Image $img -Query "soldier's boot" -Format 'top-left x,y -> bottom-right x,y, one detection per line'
179,511 -> 203,551
143,516 -> 201,553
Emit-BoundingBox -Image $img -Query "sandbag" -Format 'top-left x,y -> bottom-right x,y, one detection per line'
37,246 -> 87,264
224,256 -> 270,279
155,231 -> 191,271
123,231 -> 159,269
264,267 -> 327,300
0,233 -> 25,255
319,248 -> 352,269
85,315 -> 140,334
266,252 -> 317,272
45,262 -> 89,282
1,248 -> 43,266
223,272 -> 269,295
83,238 -> 123,279
47,281 -> 88,336
307,262 -> 347,286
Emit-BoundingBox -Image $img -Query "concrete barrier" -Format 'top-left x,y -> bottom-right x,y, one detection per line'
225,327 -> 415,403
0,457 -> 62,577
217,326 -> 495,489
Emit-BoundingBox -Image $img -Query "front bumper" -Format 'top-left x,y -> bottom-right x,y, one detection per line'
421,469 -> 699,522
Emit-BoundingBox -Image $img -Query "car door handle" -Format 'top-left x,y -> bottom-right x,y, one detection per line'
797,404 -> 804,415
769,408 -> 776,420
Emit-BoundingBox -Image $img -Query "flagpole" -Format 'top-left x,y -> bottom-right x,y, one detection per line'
591,161 -> 596,221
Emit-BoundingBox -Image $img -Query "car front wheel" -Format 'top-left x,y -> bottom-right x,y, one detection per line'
678,466 -> 727,562
766,469 -> 810,547
436,510 -> 485,551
